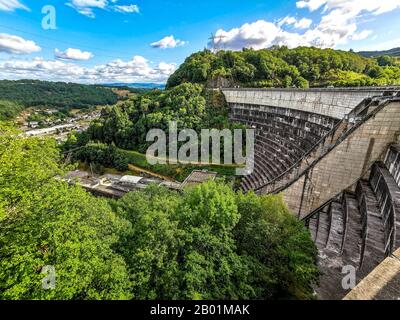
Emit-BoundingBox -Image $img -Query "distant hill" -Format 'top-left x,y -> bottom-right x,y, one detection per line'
103,83 -> 165,90
358,47 -> 400,58
0,79 -> 118,112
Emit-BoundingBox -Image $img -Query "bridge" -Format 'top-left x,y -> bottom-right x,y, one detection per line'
222,86 -> 400,300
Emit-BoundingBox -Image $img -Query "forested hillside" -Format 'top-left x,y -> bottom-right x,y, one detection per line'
84,83 -> 238,152
0,80 -> 118,111
167,47 -> 400,89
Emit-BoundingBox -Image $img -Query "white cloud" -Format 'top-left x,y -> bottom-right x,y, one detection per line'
295,18 -> 312,29
151,35 -> 186,49
113,4 -> 139,13
55,48 -> 94,61
0,0 -> 29,11
212,0 -> 400,50
296,0 -> 327,11
278,16 -> 297,27
0,33 -> 41,54
66,0 -> 107,18
66,0 -> 139,18
0,56 -> 176,83
279,16 -> 312,29
211,20 -> 280,50
297,0 -> 400,16
351,30 -> 373,41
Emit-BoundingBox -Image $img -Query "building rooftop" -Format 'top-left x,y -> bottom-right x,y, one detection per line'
120,175 -> 143,185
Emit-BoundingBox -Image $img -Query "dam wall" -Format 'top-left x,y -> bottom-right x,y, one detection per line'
223,87 -> 396,119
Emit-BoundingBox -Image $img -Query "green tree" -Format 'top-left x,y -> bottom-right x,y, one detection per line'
0,126 -> 131,300
377,55 -> 397,67
234,192 -> 320,300
114,182 -> 319,300
0,100 -> 24,121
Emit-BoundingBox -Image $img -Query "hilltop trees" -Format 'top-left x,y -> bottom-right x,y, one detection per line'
166,47 -> 400,89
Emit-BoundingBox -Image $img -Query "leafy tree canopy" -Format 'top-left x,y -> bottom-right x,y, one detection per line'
166,47 -> 400,88
0,125 -> 131,299
113,182 -> 319,300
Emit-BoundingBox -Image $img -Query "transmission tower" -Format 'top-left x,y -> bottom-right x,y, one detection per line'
209,33 -> 227,53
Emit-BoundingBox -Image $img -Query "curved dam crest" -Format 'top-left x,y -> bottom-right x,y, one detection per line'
223,87 -> 396,119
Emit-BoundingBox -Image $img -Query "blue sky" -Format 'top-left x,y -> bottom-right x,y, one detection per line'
0,0 -> 400,83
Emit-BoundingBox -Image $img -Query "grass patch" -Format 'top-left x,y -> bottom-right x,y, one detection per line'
118,149 -> 240,182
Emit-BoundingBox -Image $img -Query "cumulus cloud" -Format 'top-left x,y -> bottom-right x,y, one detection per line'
301,0 -> 400,47
55,48 -> 94,61
210,20 -> 280,50
66,0 -> 139,18
0,0 -> 29,12
151,35 -> 186,49
0,56 -> 176,83
279,16 -> 312,29
211,0 -> 400,50
295,18 -> 313,29
0,33 -> 41,54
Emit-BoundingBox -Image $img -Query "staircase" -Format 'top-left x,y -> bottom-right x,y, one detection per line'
305,145 -> 400,300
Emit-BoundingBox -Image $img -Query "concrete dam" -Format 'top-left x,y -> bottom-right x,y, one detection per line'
222,87 -> 400,300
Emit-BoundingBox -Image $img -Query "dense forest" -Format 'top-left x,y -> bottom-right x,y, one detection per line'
167,47 -> 400,88
0,124 -> 319,300
0,80 -> 118,111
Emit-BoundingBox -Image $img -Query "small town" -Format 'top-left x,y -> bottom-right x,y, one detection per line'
19,108 -> 101,141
